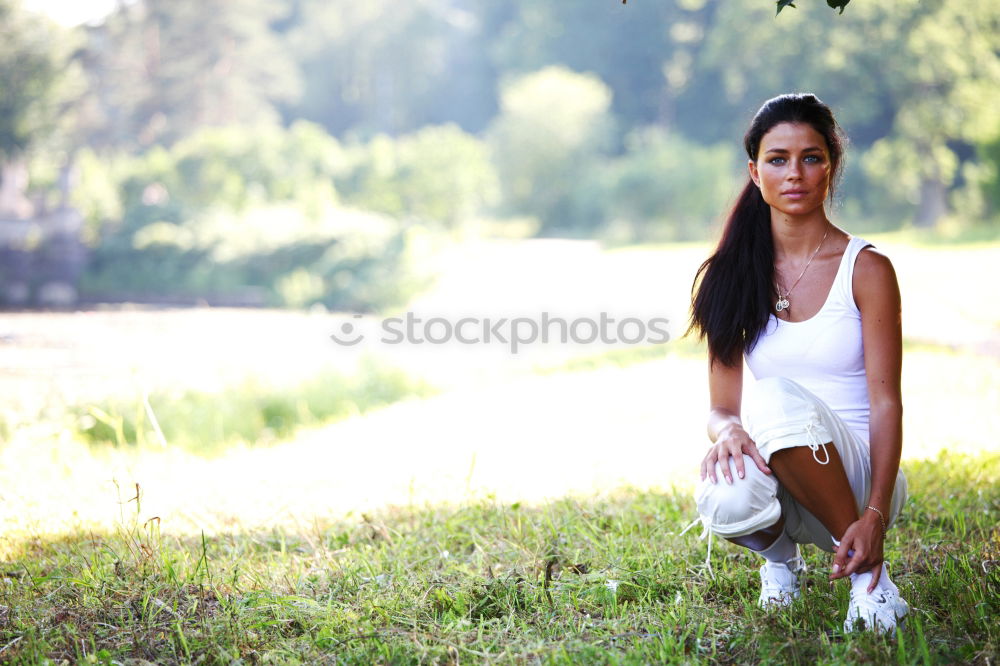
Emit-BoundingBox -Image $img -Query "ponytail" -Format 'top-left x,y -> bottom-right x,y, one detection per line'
686,179 -> 774,368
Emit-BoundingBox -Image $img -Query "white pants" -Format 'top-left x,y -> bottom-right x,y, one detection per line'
694,377 -> 908,553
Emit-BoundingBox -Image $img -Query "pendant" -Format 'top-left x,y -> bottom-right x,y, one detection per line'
775,298 -> 790,312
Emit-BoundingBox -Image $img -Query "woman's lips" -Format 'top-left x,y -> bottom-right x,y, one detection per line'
782,190 -> 808,199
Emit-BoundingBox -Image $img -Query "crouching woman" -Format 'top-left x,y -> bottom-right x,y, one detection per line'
686,93 -> 910,633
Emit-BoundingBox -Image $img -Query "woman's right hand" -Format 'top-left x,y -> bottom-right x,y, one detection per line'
700,424 -> 772,484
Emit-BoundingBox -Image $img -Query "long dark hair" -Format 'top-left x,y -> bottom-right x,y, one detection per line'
686,93 -> 846,368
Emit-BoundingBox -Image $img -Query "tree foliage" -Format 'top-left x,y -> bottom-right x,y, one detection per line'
775,0 -> 851,15
6,0 -> 999,246
62,0 -> 1000,233
338,124 -> 500,230
76,0 -> 302,149
487,66 -> 615,234
0,4 -> 61,158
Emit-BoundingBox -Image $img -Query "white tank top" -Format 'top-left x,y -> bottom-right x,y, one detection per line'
744,235 -> 874,440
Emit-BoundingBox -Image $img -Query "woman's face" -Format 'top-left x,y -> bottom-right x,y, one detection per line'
748,121 -> 833,218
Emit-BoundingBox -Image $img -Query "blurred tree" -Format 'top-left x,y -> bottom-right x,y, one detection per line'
282,0 -> 681,139
286,0 -> 486,137
93,121 -> 345,246
168,121 -> 343,214
337,124 -> 499,231
487,66 -> 615,235
603,128 -> 740,241
56,0 -> 1000,241
488,0 -> 680,134
0,1 -> 76,216
76,0 -> 302,150
685,0 -> 1000,228
977,136 -> 1000,220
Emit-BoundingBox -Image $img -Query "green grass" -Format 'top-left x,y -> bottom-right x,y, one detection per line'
62,356 -> 440,455
1,452 -> 996,664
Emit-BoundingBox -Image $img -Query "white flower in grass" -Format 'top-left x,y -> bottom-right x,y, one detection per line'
605,579 -> 619,593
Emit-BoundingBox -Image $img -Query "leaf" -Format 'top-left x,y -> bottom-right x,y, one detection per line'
778,0 -> 849,17
776,0 -> 797,16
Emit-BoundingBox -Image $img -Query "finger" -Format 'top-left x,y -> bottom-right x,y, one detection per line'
830,541 -> 852,580
748,445 -> 771,475
700,458 -> 706,481
733,451 -> 746,480
867,562 -> 883,594
721,455 -> 733,485
707,455 -> 718,484
840,548 -> 866,578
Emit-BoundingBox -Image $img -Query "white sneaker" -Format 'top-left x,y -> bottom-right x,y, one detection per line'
843,567 -> 910,633
758,556 -> 806,609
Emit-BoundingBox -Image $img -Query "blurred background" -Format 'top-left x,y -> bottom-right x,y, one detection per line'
0,0 -> 997,538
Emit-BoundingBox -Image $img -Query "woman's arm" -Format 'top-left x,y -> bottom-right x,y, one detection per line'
831,246 -> 904,588
702,355 -> 772,484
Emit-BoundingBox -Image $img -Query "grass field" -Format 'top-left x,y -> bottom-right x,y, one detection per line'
0,236 -> 998,663
0,453 -> 996,664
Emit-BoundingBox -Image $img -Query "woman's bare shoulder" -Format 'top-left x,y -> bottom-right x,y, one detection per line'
855,244 -> 896,277
853,244 -> 900,309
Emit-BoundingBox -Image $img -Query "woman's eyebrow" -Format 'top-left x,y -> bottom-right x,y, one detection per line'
764,146 -> 825,154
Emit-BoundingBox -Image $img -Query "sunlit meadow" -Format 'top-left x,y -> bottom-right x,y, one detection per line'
0,235 -> 997,663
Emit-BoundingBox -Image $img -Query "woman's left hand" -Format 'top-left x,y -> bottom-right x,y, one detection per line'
829,511 -> 885,592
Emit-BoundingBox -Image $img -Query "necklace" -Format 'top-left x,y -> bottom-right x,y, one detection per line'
774,227 -> 829,313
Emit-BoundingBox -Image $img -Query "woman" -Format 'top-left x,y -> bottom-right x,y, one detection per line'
686,93 -> 909,633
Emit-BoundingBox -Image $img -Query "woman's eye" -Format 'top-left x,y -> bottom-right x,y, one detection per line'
767,155 -> 823,165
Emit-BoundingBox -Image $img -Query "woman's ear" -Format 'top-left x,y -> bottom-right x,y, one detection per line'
748,159 -> 760,188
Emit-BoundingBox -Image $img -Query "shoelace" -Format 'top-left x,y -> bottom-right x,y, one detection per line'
762,555 -> 806,579
783,555 -> 807,576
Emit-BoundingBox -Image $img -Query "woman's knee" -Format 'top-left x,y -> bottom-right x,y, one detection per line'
694,455 -> 782,538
